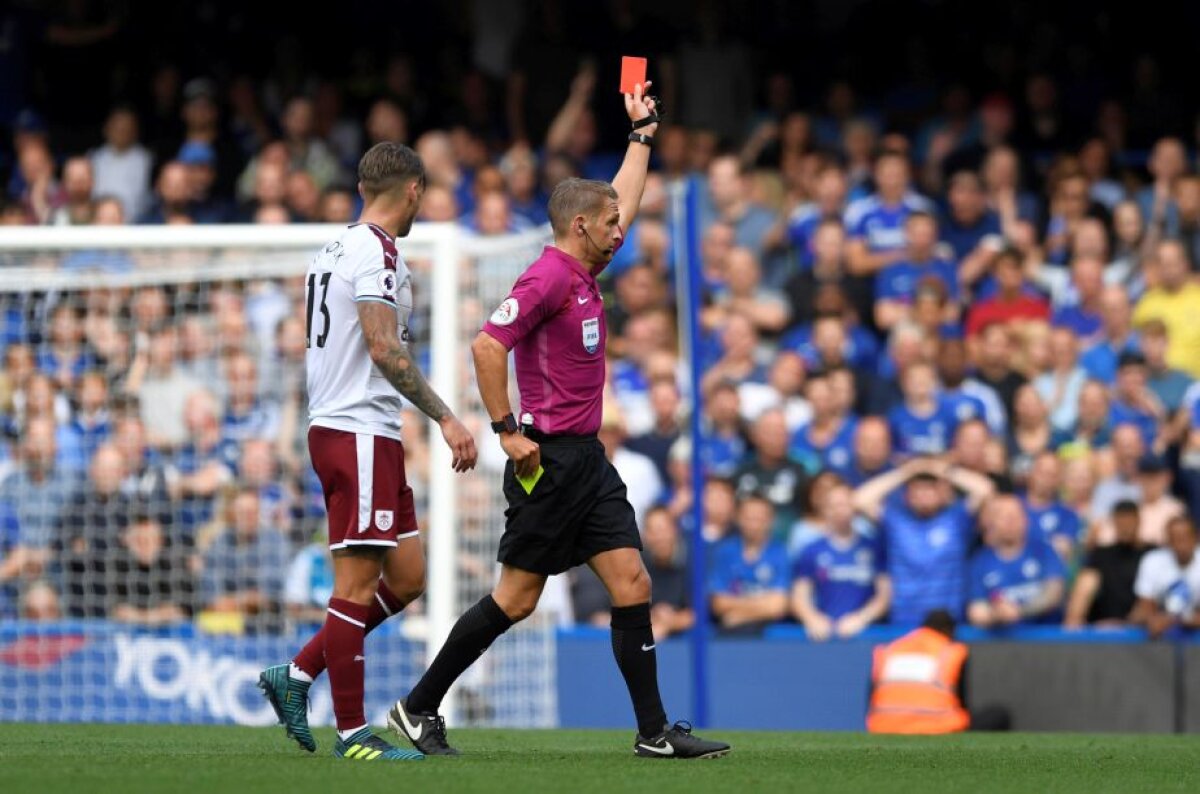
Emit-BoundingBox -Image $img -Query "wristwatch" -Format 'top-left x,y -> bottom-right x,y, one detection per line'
491,413 -> 518,435
628,132 -> 654,147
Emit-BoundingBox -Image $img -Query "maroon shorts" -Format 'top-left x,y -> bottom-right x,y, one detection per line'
308,425 -> 419,550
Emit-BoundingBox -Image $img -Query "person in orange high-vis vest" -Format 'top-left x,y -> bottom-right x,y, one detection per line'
867,610 -> 1009,733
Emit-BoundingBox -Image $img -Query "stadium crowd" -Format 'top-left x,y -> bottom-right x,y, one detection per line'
2,1 -> 1200,640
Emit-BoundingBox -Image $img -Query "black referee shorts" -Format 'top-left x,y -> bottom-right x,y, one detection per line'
497,434 -> 642,576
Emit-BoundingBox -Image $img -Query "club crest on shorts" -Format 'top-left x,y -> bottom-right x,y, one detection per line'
582,317 -> 600,354
374,510 -> 394,531
490,297 -> 519,326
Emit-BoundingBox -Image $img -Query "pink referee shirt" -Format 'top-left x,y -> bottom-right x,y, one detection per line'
482,241 -> 620,435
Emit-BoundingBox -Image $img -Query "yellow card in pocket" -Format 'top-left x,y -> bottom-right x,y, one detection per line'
515,465 -> 545,495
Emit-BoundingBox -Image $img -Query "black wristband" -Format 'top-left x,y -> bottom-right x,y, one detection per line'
631,97 -> 662,130
490,413 -> 518,434
628,132 -> 654,147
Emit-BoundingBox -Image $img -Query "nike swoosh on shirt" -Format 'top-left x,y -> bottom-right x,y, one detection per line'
641,643 -> 656,652
577,296 -> 589,304
638,742 -> 674,756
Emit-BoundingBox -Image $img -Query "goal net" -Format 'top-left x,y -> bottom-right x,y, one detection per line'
0,223 -> 557,728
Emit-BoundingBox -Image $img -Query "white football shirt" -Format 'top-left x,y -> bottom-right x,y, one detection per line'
306,222 -> 414,441
1133,547 -> 1200,618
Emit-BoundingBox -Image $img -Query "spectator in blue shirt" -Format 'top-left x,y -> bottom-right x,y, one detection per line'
239,438 -> 295,543
703,155 -> 782,285
221,352 -> 280,443
888,361 -> 961,458
936,338 -> 1005,435
139,161 -> 196,224
201,487 -> 290,632
940,170 -> 1003,261
967,495 -> 1067,627
701,313 -> 769,393
791,482 -> 891,641
845,150 -> 934,277
464,190 -> 536,236
1043,173 -> 1097,266
1021,452 -> 1081,562
1134,137 -> 1186,238
787,164 -> 848,270
698,380 -> 748,479
60,372 -> 112,473
22,372 -> 87,474
831,415 -> 894,487
285,535 -> 334,626
498,144 -> 549,226
874,212 -> 960,332
790,369 -> 858,475
980,144 -> 1040,225
36,303 -> 97,392
1109,351 -> 1165,451
709,495 -> 790,634
1063,380 -> 1114,455
0,498 -> 25,618
1079,286 -> 1139,385
0,417 -> 79,560
854,457 -> 996,625
176,141 -> 234,223
698,477 -> 739,547
782,312 -> 879,374
1139,319 -> 1192,416
1079,137 -> 1126,210
1049,257 -> 1105,347
168,390 -> 239,534
706,247 -> 791,336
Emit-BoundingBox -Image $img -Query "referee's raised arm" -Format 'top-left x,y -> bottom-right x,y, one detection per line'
612,80 -> 660,230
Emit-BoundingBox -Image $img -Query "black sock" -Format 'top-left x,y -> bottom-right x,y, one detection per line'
407,595 -> 513,715
611,603 -> 668,738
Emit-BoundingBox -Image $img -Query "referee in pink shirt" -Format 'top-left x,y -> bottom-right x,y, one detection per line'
389,82 -> 729,760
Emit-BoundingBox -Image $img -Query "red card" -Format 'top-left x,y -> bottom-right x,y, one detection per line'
619,56 -> 647,94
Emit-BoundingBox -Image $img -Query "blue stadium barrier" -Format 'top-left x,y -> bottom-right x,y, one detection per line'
0,621 -> 420,726
557,625 -> 1199,731
3,621 -> 1197,729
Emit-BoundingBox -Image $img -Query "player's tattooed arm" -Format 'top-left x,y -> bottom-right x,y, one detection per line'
358,300 -> 450,422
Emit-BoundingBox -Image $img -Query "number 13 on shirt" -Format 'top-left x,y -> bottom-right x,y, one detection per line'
306,271 -> 332,349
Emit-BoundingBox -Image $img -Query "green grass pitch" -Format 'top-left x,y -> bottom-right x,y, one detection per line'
2,724 -> 1198,793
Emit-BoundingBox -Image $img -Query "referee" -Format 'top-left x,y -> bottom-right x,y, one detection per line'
389,81 -> 729,760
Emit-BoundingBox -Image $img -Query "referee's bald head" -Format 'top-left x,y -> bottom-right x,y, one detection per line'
548,178 -> 617,238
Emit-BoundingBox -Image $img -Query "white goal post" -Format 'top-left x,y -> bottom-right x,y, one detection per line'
0,222 -> 556,728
